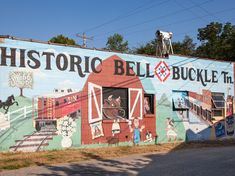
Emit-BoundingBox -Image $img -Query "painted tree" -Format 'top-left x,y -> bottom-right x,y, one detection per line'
8,71 -> 33,97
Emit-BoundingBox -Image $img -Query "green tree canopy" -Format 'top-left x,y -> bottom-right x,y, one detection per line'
106,33 -> 128,52
134,39 -> 157,55
49,34 -> 77,46
196,22 -> 235,61
134,36 -> 196,56
172,35 -> 196,56
133,22 -> 235,61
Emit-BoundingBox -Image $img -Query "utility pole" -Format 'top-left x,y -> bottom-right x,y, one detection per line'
76,33 -> 93,48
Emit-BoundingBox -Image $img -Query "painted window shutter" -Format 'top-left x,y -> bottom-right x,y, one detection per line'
129,88 -> 143,119
88,82 -> 103,123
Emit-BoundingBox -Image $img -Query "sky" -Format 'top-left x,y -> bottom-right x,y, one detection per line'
0,0 -> 235,49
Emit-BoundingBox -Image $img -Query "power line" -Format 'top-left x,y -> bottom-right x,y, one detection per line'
173,0 -> 210,23
93,6 -> 235,43
189,0 -> 221,22
83,0 -> 166,33
93,0 -> 214,38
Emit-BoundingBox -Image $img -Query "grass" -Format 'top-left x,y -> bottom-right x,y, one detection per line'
0,139 -> 235,171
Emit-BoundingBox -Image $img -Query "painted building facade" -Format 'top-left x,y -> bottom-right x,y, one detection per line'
0,37 -> 234,152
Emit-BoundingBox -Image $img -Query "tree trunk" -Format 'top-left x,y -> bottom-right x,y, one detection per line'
20,88 -> 24,97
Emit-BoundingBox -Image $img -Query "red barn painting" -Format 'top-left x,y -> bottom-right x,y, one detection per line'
81,55 -> 156,145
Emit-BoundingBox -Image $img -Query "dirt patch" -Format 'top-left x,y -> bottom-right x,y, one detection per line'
0,139 -> 235,171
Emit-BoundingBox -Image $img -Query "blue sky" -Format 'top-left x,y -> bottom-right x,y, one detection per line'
0,0 -> 235,49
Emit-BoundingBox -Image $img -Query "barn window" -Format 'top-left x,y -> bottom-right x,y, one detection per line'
144,94 -> 154,114
102,87 -> 128,119
64,99 -> 67,103
55,101 -> 60,106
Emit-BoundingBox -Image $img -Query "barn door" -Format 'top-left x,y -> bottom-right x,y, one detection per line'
129,88 -> 143,119
88,82 -> 102,124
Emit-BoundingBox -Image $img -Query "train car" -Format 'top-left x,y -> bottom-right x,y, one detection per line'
35,88 -> 81,131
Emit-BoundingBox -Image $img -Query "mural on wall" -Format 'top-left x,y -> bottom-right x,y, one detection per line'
144,130 -> 153,143
102,88 -> 127,120
0,37 -> 234,152
9,70 -> 33,97
57,116 -> 77,148
82,55 -> 156,146
90,121 -> 104,139
111,119 -> 121,135
129,118 -> 145,145
165,117 -> 178,142
215,121 -> 226,138
225,95 -> 234,136
0,94 -> 19,114
226,116 -> 234,136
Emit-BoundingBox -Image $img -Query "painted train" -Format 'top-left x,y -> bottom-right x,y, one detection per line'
34,88 -> 81,131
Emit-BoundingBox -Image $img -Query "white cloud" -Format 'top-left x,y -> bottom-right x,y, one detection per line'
57,80 -> 77,89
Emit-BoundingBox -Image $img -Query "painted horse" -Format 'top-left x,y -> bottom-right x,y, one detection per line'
0,95 -> 19,114
103,95 -> 125,119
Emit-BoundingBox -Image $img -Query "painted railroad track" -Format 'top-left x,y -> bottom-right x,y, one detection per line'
10,128 -> 57,152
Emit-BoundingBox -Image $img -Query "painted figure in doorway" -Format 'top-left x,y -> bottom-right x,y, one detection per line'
144,97 -> 151,114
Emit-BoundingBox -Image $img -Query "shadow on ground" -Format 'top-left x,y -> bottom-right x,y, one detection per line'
33,151 -> 152,176
27,141 -> 235,176
2,140 -> 235,176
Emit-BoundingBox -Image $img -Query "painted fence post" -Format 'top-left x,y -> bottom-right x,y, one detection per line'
24,106 -> 27,118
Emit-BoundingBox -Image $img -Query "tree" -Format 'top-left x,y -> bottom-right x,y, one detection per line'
134,36 -> 196,56
196,22 -> 235,61
9,71 -> 33,97
49,35 -> 77,46
172,35 -> 196,56
134,39 -> 157,55
106,33 -> 128,52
